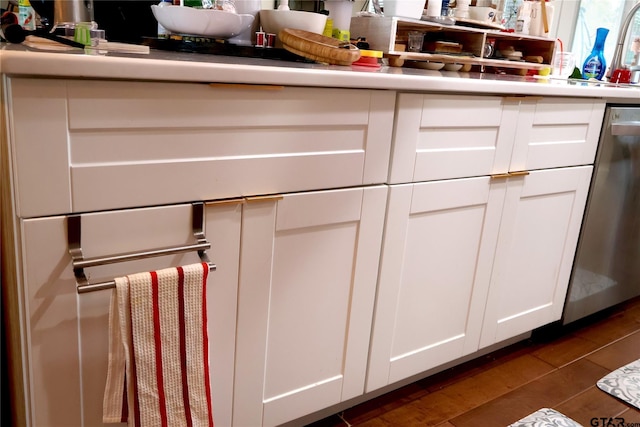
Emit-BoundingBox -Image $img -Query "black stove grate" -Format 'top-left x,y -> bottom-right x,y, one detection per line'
142,36 -> 312,63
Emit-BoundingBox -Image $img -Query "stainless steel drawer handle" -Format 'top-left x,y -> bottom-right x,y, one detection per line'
611,122 -> 640,136
69,202 -> 216,294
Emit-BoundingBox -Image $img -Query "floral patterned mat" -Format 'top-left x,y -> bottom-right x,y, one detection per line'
508,408 -> 583,427
597,358 -> 640,410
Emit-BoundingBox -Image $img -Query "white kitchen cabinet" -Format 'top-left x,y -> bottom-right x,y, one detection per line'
233,186 -> 387,427
479,166 -> 592,348
367,166 -> 592,391
4,75 -> 395,427
18,202 -> 241,427
367,90 -> 600,392
366,177 -> 504,392
389,93 -> 605,184
3,69 -> 608,427
15,184 -> 388,427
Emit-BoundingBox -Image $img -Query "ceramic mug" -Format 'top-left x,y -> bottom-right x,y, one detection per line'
468,6 -> 495,23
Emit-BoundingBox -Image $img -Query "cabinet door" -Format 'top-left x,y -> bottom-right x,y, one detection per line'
366,178 -> 505,392
19,202 -> 241,427
479,166 -> 592,348
511,98 -> 605,172
233,186 -> 387,427
389,93 -> 518,184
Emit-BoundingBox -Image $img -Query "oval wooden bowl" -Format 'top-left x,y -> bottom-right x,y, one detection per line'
279,28 -> 361,66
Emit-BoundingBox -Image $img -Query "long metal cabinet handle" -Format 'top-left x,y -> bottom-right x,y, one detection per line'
69,202 -> 216,294
245,194 -> 284,203
209,83 -> 285,91
72,242 -> 212,269
490,171 -> 530,179
490,173 -> 512,180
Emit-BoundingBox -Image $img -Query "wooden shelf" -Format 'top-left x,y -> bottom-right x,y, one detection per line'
350,16 -> 556,72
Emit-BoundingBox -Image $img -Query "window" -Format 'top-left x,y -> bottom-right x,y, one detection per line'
566,0 -> 640,72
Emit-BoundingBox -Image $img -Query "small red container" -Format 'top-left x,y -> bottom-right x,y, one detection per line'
265,33 -> 276,48
255,31 -> 265,48
611,68 -> 632,84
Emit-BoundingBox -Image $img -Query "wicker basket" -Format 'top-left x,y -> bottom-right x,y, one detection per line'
279,28 -> 361,66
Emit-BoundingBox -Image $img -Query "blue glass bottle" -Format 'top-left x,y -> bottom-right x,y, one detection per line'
582,27 -> 609,80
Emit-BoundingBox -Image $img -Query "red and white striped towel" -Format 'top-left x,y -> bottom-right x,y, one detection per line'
103,262 -> 214,427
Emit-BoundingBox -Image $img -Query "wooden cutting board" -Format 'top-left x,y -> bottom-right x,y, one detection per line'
279,28 -> 361,66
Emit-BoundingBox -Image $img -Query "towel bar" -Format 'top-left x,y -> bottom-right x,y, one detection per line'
69,202 -> 216,294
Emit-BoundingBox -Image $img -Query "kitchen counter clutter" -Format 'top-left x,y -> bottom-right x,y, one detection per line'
349,16 -> 556,71
1,43 -> 640,100
0,43 -> 635,427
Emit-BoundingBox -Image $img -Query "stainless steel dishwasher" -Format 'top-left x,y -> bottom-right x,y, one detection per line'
563,105 -> 640,325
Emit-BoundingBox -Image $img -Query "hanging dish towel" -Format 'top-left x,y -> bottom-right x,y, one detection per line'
103,262 -> 214,427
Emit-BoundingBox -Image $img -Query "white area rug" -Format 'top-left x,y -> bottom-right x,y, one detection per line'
597,358 -> 640,410
508,408 -> 583,427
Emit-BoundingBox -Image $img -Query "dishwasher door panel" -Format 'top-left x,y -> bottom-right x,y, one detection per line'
564,106 -> 640,324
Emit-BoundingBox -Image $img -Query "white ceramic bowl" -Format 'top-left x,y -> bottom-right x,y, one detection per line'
383,0 -> 425,19
259,9 -> 327,36
443,63 -> 463,71
151,5 -> 254,38
416,61 -> 445,70
468,6 -> 495,23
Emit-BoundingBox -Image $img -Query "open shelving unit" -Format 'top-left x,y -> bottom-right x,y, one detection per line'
350,16 -> 556,72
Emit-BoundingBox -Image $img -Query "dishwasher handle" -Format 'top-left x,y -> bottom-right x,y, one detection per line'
611,121 -> 640,136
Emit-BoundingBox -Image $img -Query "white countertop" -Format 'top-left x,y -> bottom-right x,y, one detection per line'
2,41 -> 640,102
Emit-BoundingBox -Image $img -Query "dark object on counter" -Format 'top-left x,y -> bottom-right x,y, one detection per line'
353,37 -> 370,49
1,10 -> 18,26
2,22 -> 85,48
28,0 -> 158,43
94,1 -> 158,43
143,36 -> 314,63
28,0 -> 55,29
441,0 -> 450,16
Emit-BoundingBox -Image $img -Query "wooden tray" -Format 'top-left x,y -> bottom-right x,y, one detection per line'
279,28 -> 361,66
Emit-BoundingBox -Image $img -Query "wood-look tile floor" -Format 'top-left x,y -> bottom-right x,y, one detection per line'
308,296 -> 640,427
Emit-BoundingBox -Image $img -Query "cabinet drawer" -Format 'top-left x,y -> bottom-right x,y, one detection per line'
511,97 -> 605,172
9,78 -> 394,217
390,93 -> 517,183
389,94 -> 605,184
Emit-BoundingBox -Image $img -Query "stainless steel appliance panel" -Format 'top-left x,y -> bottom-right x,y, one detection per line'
563,105 -> 640,324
